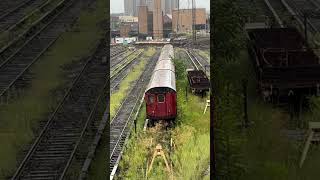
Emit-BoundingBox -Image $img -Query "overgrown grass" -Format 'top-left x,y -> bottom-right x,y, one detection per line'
110,50 -> 143,77
196,49 -> 210,62
110,47 -> 156,120
87,47 -> 156,179
0,0 -> 105,177
216,48 -> 320,179
117,53 -> 210,179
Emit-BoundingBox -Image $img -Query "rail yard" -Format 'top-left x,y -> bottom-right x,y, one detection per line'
109,35 -> 210,179
0,0 -> 106,179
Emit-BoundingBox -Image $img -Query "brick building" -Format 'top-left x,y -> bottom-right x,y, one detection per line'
172,8 -> 207,33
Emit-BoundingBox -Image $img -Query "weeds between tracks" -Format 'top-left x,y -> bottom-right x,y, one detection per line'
117,53 -> 210,179
0,0 -> 105,177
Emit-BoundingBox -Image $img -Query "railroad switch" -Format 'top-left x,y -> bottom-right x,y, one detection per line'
147,144 -> 173,179
299,122 -> 320,167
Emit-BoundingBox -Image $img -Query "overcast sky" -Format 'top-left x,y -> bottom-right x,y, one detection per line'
110,0 -> 210,14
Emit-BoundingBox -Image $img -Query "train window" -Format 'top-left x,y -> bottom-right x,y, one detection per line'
148,95 -> 154,104
158,94 -> 165,103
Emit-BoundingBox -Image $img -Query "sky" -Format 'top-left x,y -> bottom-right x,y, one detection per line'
110,0 -> 210,14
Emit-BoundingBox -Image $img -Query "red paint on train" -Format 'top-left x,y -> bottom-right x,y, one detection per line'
145,91 -> 177,120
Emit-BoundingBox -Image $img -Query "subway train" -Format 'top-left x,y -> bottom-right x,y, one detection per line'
144,44 -> 177,124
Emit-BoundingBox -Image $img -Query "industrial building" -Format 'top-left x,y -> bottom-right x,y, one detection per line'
172,8 -> 207,33
120,24 -> 131,37
153,0 -> 163,39
124,0 -> 142,16
138,5 -> 148,35
134,1 -> 208,39
119,16 -> 138,23
164,0 -> 179,14
145,0 -> 178,14
163,14 -> 172,38
117,16 -> 139,37
147,10 -> 154,36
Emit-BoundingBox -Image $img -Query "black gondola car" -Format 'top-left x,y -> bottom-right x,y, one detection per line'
246,27 -> 320,102
187,70 -> 210,94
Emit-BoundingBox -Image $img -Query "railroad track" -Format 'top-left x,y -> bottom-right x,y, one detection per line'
283,0 -> 320,33
0,0 -> 92,98
110,46 -> 127,57
238,0 -> 272,22
185,49 -> 210,77
110,51 -> 160,178
12,36 -> 108,179
263,0 -> 291,27
0,0 -> 72,61
0,0 -> 47,33
110,50 -> 136,70
0,0 -> 25,15
110,50 -> 144,93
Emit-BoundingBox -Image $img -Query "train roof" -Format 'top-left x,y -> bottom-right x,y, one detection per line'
146,69 -> 176,92
159,44 -> 174,58
145,44 -> 176,92
155,59 -> 175,72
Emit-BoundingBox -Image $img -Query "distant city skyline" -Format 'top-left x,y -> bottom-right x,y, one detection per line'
111,0 -> 210,14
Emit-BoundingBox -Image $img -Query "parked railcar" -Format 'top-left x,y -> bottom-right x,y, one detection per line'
144,44 -> 177,123
246,27 -> 320,103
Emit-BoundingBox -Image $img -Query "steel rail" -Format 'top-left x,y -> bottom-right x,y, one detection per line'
263,0 -> 284,27
12,34 -> 99,180
184,49 -> 200,70
0,0 -> 48,34
109,52 -> 160,178
0,0 -> 81,98
11,4 -> 102,179
13,34 -> 107,179
0,0 -> 68,59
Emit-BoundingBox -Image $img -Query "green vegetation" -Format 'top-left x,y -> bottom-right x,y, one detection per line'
196,49 -> 210,62
110,47 -> 156,120
87,47 -> 156,179
111,49 -> 143,77
117,53 -> 210,179
0,0 -> 105,177
214,0 -> 320,179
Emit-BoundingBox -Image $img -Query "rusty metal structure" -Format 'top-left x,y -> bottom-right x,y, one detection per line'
247,27 -> 320,101
187,70 -> 210,93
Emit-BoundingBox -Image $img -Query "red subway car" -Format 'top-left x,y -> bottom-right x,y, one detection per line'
145,44 -> 177,122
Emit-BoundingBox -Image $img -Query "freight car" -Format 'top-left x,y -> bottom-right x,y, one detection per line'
187,69 -> 210,94
144,44 -> 177,124
246,27 -> 320,103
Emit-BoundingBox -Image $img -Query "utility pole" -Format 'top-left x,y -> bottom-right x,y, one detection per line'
176,0 -> 180,35
192,0 -> 196,44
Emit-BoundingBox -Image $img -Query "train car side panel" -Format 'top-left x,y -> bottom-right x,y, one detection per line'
145,91 -> 176,120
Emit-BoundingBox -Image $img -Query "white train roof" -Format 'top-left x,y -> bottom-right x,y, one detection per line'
145,44 -> 176,92
145,69 -> 176,92
155,59 -> 175,72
